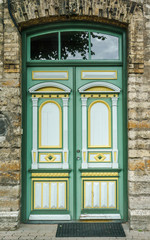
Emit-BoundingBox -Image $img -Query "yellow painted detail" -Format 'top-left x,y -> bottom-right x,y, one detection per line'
89,152 -> 111,163
81,70 -> 117,79
86,87 -> 113,92
81,172 -> 118,177
114,152 -> 117,162
39,153 -> 62,163
32,71 -> 68,80
32,173 -> 69,177
33,152 -> 36,163
32,94 -> 69,98
83,152 -> 86,162
88,100 -> 111,148
64,152 -> 67,163
39,100 -> 62,148
81,94 -> 118,98
37,87 -> 64,92
94,153 -> 106,162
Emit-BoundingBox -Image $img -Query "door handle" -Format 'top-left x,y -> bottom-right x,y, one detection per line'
77,157 -> 80,160
76,149 -> 80,153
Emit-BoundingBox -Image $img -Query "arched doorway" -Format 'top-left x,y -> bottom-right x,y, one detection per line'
21,22 -> 127,222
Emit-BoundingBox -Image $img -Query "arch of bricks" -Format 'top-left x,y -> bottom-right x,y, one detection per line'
0,0 -> 150,230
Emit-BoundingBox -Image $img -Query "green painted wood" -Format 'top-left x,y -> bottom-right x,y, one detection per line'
21,22 -> 127,223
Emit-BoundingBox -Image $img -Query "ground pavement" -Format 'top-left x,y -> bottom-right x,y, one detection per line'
0,223 -> 150,240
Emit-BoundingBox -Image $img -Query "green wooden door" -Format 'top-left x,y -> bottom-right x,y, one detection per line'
25,65 -> 125,221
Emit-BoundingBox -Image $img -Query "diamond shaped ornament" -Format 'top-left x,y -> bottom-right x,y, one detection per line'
94,153 -> 106,162
44,153 -> 56,162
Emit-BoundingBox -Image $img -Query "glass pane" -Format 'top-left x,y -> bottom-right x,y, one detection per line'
91,32 -> 119,60
61,32 -> 89,60
31,33 -> 58,60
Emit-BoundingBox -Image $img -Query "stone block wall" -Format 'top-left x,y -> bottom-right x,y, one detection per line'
0,0 -> 150,231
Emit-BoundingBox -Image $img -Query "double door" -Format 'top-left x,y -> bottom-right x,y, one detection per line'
25,66 -> 125,221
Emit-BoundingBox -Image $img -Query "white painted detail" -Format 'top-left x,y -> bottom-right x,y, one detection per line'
80,214 -> 121,220
41,102 -> 60,147
85,182 -> 92,208
29,82 -> 71,93
58,182 -> 65,208
43,183 -> 49,208
79,82 -> 121,93
32,98 -> 38,165
93,182 -> 100,208
32,71 -> 68,80
82,71 -> 117,80
101,182 -> 107,207
35,183 -> 41,208
88,163 -> 112,168
62,98 -> 69,168
51,183 -> 57,208
38,163 -> 63,168
112,97 -> 118,165
109,182 -> 115,208
81,98 -> 87,168
90,102 -> 109,147
29,214 -> 71,221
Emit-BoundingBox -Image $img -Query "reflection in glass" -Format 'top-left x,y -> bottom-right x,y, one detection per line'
91,32 -> 119,60
31,33 -> 58,60
61,32 -> 89,60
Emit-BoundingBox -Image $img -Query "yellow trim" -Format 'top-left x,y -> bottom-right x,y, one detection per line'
88,152 -> 111,163
86,87 -> 113,92
37,87 -> 64,92
64,152 -> 67,163
32,94 -> 69,98
39,153 -> 62,163
82,172 -> 118,177
44,153 -> 56,162
32,71 -> 68,80
83,152 -> 86,162
114,152 -> 117,162
88,100 -> 111,148
81,70 -> 117,79
32,173 -> 69,177
39,100 -> 62,148
81,94 -> 118,98
31,180 -> 33,211
33,152 -> 36,163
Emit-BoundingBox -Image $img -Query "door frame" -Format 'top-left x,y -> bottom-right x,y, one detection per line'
21,22 -> 128,223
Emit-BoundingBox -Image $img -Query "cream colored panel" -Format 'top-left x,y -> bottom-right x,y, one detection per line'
58,182 -> 65,208
43,183 -> 49,208
41,102 -> 60,147
81,71 -> 117,79
93,182 -> 100,208
32,71 -> 68,80
89,152 -> 111,162
108,182 -> 116,208
101,182 -> 107,207
90,102 -> 109,147
35,183 -> 41,208
85,182 -> 92,208
51,182 -> 57,208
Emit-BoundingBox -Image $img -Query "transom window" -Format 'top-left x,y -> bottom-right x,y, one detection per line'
30,31 -> 120,61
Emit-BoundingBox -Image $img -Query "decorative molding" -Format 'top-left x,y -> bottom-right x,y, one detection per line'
80,214 -> 121,220
29,82 -> 71,94
32,71 -> 68,80
81,172 -> 118,177
29,214 -> 71,220
79,82 -> 121,93
81,97 -> 87,169
32,173 -> 69,177
81,70 -> 117,80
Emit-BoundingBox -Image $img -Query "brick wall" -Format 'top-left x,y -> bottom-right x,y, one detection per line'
0,0 -> 150,231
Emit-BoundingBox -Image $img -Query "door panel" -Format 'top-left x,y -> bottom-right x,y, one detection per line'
26,66 -> 124,221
